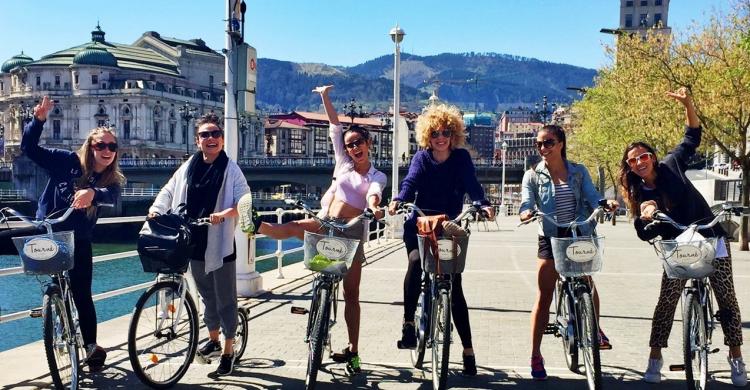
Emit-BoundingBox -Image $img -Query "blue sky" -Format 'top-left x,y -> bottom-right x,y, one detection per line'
1,1 -> 729,70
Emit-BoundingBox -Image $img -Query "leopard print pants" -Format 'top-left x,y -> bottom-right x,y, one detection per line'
649,239 -> 743,348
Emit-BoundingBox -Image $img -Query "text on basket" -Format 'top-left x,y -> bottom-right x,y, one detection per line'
23,238 -> 60,261
565,241 -> 597,263
672,245 -> 702,265
437,239 -> 460,261
316,238 -> 347,260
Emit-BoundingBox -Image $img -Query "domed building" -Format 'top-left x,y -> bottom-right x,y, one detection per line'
0,24 -> 264,160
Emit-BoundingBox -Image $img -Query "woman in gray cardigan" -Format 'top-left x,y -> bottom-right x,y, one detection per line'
148,113 -> 250,377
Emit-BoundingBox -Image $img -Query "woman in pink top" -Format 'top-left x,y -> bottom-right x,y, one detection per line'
252,85 -> 386,374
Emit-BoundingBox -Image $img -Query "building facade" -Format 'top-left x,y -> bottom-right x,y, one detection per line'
0,25 -> 265,160
619,0 -> 670,33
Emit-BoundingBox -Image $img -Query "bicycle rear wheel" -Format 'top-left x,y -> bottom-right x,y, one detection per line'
557,282 -> 578,372
410,289 -> 428,369
684,292 -> 708,390
431,290 -> 451,390
43,290 -> 80,390
128,281 -> 198,389
305,286 -> 331,390
578,291 -> 602,389
234,307 -> 249,363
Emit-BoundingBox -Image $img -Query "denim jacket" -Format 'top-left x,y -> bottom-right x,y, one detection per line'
520,160 -> 603,237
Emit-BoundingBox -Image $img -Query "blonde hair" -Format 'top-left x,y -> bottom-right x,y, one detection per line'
76,127 -> 126,214
415,103 -> 466,149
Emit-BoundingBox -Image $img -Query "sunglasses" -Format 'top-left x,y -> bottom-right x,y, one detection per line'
430,129 -> 452,139
627,152 -> 653,167
91,142 -> 118,152
535,139 -> 557,149
345,138 -> 365,150
198,130 -> 224,139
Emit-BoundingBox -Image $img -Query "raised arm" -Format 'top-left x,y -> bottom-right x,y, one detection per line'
314,85 -> 340,126
664,88 -> 701,170
21,96 -> 76,172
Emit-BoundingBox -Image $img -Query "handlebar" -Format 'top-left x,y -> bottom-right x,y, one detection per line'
643,203 -> 747,232
0,203 -> 114,234
394,202 -> 486,224
517,199 -> 610,230
284,198 -> 382,232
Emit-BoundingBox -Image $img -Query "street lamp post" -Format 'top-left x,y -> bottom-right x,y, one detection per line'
178,102 -> 197,158
343,98 -> 364,123
389,24 -> 405,200
534,96 -> 557,124
501,140 -> 508,215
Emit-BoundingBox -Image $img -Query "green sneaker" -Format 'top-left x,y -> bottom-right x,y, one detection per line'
237,193 -> 258,235
346,353 -> 361,375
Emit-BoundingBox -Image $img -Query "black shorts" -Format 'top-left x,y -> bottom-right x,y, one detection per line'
536,227 -> 580,261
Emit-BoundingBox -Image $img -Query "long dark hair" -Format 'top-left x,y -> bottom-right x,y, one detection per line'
343,125 -> 370,142
618,141 -> 670,216
540,124 -> 566,160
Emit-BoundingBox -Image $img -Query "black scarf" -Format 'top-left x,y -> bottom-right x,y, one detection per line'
186,150 -> 228,218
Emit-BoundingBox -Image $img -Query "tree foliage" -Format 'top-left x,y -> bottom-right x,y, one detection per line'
571,1 -> 750,248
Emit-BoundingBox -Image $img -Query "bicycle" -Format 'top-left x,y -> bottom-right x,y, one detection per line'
286,198 -> 378,389
2,205 -> 111,390
644,203 -> 746,390
518,200 -> 609,390
395,202 -> 483,390
127,216 -> 249,389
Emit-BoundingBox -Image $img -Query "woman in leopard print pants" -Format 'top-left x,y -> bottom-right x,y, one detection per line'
618,88 -> 745,385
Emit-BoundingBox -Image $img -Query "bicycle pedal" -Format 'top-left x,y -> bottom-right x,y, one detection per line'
290,306 -> 308,315
669,364 -> 685,371
544,324 -> 558,335
710,348 -> 720,354
599,344 -> 612,351
29,309 -> 43,318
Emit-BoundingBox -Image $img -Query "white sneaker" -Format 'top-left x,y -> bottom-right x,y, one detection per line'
643,358 -> 663,384
728,355 -> 748,387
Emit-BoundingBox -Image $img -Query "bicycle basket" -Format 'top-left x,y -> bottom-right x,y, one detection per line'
550,235 -> 604,277
12,231 -> 75,275
303,231 -> 359,276
654,237 -> 718,279
417,234 -> 469,274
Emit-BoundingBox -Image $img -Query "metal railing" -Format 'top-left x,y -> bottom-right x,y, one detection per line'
114,157 -> 526,169
0,208 -> 389,324
0,189 -> 27,200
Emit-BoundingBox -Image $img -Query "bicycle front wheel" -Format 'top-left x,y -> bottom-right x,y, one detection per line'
128,281 -> 199,389
557,282 -> 578,372
305,286 -> 331,390
43,291 -> 80,390
431,290 -> 451,390
578,291 -> 602,390
410,289 -> 428,369
234,307 -> 249,364
684,292 -> 708,390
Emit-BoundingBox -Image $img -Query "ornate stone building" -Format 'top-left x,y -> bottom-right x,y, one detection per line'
0,25 -> 264,160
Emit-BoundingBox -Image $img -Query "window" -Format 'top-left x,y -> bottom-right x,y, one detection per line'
169,122 -> 175,143
625,14 -> 633,27
91,75 -> 98,84
625,0 -> 633,6
153,121 -> 160,140
290,129 -> 304,155
0,81 -> 3,91
53,120 -> 61,140
655,0 -> 662,5
54,75 -> 60,87
74,74 -> 79,84
640,13 -> 648,27
640,0 -> 647,6
314,128 -> 328,156
36,76 -> 41,87
654,13 -> 662,26
209,75 -> 214,87
123,120 -> 131,139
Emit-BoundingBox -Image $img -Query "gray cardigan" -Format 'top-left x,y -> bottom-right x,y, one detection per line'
148,155 -> 251,274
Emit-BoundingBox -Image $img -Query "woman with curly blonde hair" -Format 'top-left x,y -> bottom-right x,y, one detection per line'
388,103 -> 494,376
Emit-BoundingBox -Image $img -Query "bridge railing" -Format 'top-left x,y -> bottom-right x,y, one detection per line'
0,208 -> 389,324
0,189 -> 27,200
116,157 -> 526,169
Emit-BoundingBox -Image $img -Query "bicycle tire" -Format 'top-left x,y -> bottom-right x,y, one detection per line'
43,291 -> 80,390
684,292 -> 708,390
410,289 -> 428,369
578,291 -> 602,390
128,281 -> 199,389
234,307 -> 249,364
431,290 -> 451,390
557,282 -> 578,372
305,286 -> 331,390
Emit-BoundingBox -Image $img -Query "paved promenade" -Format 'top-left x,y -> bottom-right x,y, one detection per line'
2,216 -> 750,389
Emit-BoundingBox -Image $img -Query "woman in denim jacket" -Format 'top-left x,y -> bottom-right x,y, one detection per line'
519,124 -> 618,380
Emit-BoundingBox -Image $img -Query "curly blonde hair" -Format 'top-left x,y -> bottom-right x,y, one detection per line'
415,103 -> 466,149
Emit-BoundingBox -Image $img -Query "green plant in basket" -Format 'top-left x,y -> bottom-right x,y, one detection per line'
309,253 -> 344,272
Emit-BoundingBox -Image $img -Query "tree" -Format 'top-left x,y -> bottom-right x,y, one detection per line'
571,2 -> 750,249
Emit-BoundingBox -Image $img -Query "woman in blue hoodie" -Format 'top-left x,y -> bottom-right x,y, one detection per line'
21,96 -> 124,371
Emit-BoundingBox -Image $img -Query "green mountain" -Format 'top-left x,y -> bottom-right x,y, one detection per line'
256,52 -> 596,113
